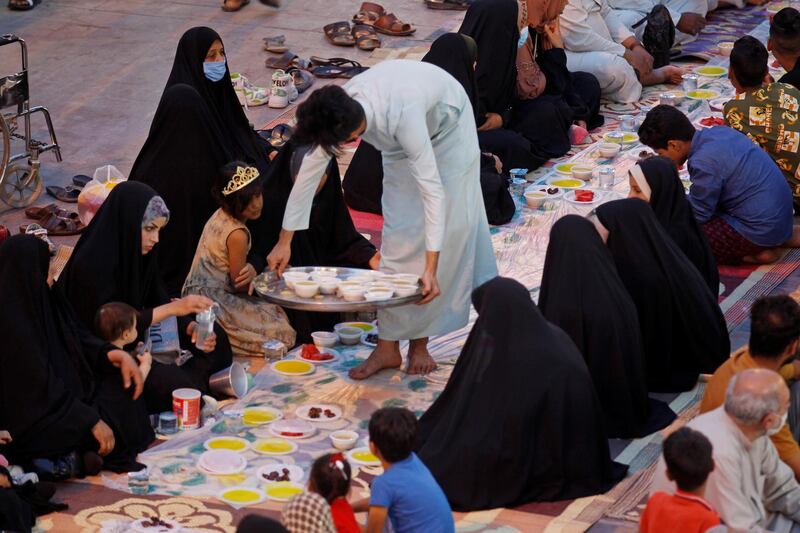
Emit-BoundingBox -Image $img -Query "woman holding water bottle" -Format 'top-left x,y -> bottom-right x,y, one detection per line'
59,182 -> 233,414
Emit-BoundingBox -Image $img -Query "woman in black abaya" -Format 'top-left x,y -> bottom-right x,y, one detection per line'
596,199 -> 730,392
459,0 -> 603,168
539,216 -> 675,438
0,235 -> 153,474
629,157 -> 720,295
129,84 -> 232,296
58,182 -> 233,414
416,277 -> 626,511
248,142 -> 379,342
343,34 -> 516,225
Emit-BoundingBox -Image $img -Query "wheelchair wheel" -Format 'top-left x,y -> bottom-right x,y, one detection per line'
0,161 -> 42,208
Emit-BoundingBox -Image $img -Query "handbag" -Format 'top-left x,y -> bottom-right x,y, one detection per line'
515,33 -> 547,100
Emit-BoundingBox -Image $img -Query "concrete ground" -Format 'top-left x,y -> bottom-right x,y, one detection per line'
0,0 -> 461,234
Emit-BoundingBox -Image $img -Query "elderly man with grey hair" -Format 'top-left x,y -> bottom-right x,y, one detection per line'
651,368 -> 800,532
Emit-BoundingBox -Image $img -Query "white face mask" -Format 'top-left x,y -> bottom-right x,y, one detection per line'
766,411 -> 789,437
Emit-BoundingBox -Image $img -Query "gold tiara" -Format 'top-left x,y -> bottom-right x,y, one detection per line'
222,166 -> 259,196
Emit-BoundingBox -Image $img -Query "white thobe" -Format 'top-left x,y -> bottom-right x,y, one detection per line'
651,407 -> 800,533
560,0 -> 643,103
608,0 -> 709,45
282,60 -> 498,340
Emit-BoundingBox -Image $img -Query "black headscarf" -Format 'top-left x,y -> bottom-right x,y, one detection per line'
248,142 -> 377,342
164,27 -> 268,174
596,199 -> 730,392
129,83 -> 231,296
633,156 -> 719,295
59,181 -> 166,331
422,33 -> 481,125
539,216 -> 676,438
417,277 -> 627,510
0,236 -> 100,461
459,0 -> 519,117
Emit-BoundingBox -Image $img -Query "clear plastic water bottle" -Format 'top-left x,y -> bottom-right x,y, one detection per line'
195,304 -> 218,349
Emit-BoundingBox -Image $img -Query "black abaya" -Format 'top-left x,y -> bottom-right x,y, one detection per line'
416,277 -> 627,511
596,199 -> 730,392
539,216 -> 675,438
58,182 -> 233,414
636,156 -> 720,295
248,142 -> 377,342
163,27 -> 269,174
0,236 -> 152,471
129,84 -> 232,296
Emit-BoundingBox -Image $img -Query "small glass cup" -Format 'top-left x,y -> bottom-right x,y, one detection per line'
619,115 -> 635,131
682,73 -> 698,93
598,166 -> 616,190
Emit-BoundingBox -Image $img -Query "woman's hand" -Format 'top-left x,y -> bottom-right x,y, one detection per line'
368,251 -> 382,271
234,263 -> 257,291
92,420 -> 115,456
107,349 -> 144,400
543,20 -> 564,49
187,321 -> 217,353
170,295 -> 214,317
477,113 -> 503,132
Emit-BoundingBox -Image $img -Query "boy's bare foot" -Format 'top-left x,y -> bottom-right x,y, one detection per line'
349,340 -> 402,380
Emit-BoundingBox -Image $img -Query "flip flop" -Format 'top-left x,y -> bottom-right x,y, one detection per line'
352,24 -> 381,51
221,0 -> 250,11
265,51 -> 299,70
8,0 -> 39,10
263,35 -> 289,53
312,62 -> 368,79
72,174 -> 91,187
324,21 -> 356,47
45,185 -> 81,203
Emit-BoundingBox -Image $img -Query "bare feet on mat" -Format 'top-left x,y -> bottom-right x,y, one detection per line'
641,65 -> 685,86
407,338 -> 436,375
743,248 -> 781,264
349,340 -> 402,380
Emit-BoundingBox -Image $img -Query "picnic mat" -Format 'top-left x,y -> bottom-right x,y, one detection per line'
677,3 -> 769,60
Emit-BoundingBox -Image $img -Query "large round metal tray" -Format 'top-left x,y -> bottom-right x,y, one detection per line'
252,267 -> 423,312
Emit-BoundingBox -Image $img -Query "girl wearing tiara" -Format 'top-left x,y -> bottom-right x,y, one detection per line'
183,161 -> 296,356
309,453 -> 360,533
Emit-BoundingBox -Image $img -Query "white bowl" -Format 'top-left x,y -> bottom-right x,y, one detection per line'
366,281 -> 393,291
598,143 -> 621,159
365,289 -> 393,302
293,280 -> 320,298
282,272 -> 310,290
718,42 -> 734,56
571,165 -> 593,181
311,331 -> 338,348
330,430 -> 359,451
393,274 -> 420,285
347,274 -> 372,284
319,279 -> 339,295
310,272 -> 337,283
524,191 -> 547,209
337,327 -> 364,345
340,286 -> 365,302
394,284 -> 418,298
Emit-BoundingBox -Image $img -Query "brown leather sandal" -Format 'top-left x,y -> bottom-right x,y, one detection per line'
353,1 -> 385,24
264,51 -> 298,69
20,212 -> 85,236
221,0 -> 249,11
424,0 -> 472,10
352,24 -> 381,51
24,203 -> 79,222
373,13 -> 415,36
324,21 -> 356,47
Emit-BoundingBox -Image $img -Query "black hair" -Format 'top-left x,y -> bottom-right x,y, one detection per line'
771,7 -> 800,57
662,427 -> 714,492
293,85 -> 365,156
638,105 -> 696,150
212,160 -> 263,219
368,407 -> 417,463
310,453 -> 352,503
731,36 -> 769,90
749,295 -> 800,358
95,302 -> 137,342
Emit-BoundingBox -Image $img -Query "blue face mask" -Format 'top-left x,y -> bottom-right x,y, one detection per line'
518,26 -> 530,49
203,60 -> 227,82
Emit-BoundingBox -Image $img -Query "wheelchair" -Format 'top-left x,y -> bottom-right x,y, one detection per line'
0,33 -> 61,208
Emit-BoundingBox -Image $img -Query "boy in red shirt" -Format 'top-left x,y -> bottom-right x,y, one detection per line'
640,427 -> 721,533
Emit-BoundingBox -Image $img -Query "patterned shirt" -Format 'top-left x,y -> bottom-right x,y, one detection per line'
724,82 -> 800,203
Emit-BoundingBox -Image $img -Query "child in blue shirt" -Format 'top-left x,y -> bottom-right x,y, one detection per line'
353,407 -> 454,533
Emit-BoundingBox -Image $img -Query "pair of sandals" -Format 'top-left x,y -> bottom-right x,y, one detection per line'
8,0 -> 39,10
352,2 -> 416,36
324,21 -> 382,52
21,203 -> 85,236
45,174 -> 90,203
